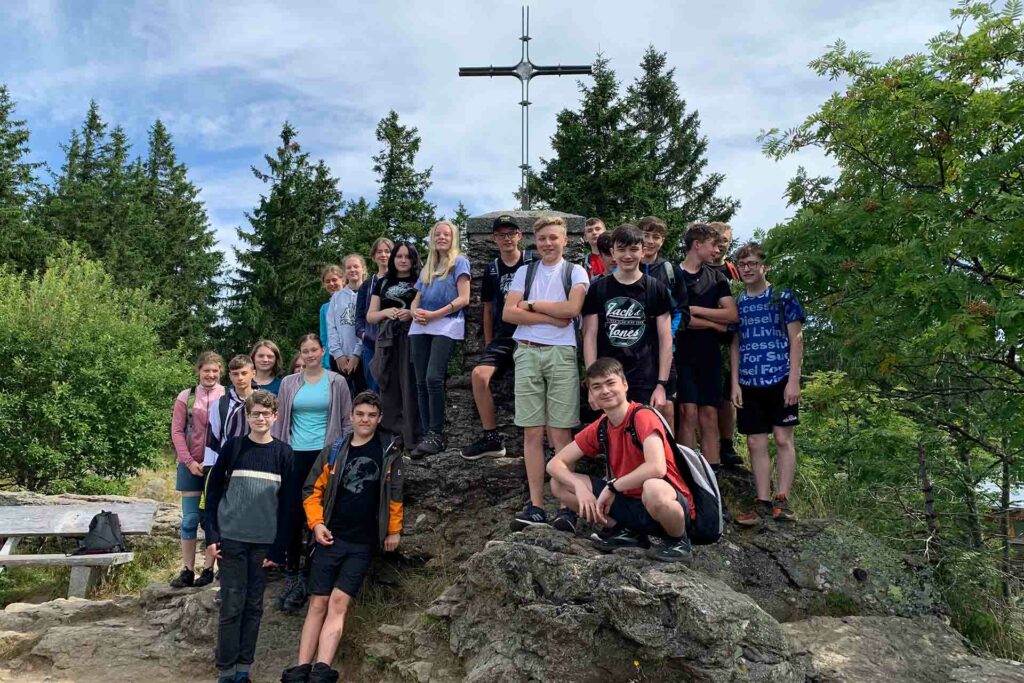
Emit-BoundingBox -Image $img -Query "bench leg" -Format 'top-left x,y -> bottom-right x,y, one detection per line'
68,566 -> 100,598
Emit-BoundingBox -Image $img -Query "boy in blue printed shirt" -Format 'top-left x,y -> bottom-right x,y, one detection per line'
728,242 -> 805,525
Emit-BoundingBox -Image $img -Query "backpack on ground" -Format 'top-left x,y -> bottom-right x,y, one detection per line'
72,511 -> 128,555
596,405 -> 723,545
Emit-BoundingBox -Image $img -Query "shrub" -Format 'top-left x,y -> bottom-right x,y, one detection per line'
0,246 -> 193,492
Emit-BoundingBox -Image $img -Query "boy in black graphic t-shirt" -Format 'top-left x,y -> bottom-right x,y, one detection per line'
283,391 -> 404,683
461,216 -> 534,461
676,223 -> 738,468
583,225 -> 673,406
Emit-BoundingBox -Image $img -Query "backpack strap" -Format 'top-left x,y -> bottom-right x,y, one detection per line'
726,261 -> 740,281
327,436 -> 347,469
596,415 -> 612,480
770,286 -> 789,337
184,387 -> 196,440
219,394 -> 230,437
522,260 -> 540,301
561,260 -> 574,298
663,261 -> 675,288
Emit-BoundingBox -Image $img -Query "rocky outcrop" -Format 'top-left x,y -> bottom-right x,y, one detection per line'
784,615 -> 1024,682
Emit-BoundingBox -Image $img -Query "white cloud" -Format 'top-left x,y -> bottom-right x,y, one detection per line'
4,0 -> 959,251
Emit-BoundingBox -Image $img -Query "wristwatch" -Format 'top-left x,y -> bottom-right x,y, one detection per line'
526,300 -> 536,312
606,478 -> 620,494
656,379 -> 669,388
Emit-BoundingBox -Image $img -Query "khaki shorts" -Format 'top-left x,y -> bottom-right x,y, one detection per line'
513,344 -> 580,429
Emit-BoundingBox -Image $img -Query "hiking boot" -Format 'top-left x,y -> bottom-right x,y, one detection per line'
772,494 -> 796,522
591,526 -> 650,552
551,508 -> 578,534
511,505 -> 549,531
170,567 -> 195,588
648,535 -> 693,563
735,499 -> 773,528
280,663 -> 311,683
460,432 -> 506,460
277,572 -> 299,609
234,675 -> 252,683
194,567 -> 215,588
283,575 -> 308,613
308,662 -> 339,683
410,432 -> 445,460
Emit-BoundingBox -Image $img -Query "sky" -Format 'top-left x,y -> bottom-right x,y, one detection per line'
1,0 -> 957,258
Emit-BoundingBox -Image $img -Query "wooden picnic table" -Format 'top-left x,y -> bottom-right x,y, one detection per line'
0,502 -> 158,598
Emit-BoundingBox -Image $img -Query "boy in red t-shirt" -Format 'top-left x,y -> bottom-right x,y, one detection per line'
546,357 -> 695,563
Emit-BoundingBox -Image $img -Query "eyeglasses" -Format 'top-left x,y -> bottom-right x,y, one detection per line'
494,232 -> 519,241
248,411 -> 274,420
737,261 -> 763,271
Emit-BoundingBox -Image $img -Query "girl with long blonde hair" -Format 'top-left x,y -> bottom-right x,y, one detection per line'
407,220 -> 471,458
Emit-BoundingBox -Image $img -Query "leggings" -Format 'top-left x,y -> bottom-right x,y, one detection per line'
409,334 -> 458,436
181,494 -> 201,541
286,449 -> 323,573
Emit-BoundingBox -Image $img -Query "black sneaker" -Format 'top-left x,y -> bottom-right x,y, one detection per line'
649,535 -> 693,563
551,508 -> 578,533
308,662 -> 339,683
281,663 -> 312,683
721,449 -> 744,468
591,526 -> 650,552
194,567 -> 215,588
460,432 -> 506,460
411,432 -> 445,460
170,567 -> 194,588
511,505 -> 549,531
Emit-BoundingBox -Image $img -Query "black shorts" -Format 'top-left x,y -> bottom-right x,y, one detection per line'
476,338 -> 517,379
627,384 -> 654,405
307,540 -> 373,598
737,380 -> 799,435
676,350 -> 723,407
589,477 -> 688,537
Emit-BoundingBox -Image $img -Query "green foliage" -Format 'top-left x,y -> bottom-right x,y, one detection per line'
372,110 -> 436,244
528,48 -> 737,257
35,100 -> 223,356
222,122 -> 344,357
0,247 -> 193,493
0,85 -> 47,273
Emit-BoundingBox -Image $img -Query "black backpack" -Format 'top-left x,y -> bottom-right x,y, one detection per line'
596,405 -> 723,545
72,511 -> 128,555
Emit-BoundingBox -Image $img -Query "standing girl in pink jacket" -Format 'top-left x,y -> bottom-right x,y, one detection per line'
169,351 -> 225,588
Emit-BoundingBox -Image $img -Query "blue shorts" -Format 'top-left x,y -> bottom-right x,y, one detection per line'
589,476 -> 688,537
175,461 -> 204,492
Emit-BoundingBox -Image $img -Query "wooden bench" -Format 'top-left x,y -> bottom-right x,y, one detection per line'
0,503 -> 158,598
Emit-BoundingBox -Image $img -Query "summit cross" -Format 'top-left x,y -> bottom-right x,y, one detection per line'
459,6 -> 592,210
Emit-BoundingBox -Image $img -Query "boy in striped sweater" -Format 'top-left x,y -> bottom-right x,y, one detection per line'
205,390 -> 296,683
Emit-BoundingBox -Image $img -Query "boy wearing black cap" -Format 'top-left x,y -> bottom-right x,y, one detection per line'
461,216 -> 535,460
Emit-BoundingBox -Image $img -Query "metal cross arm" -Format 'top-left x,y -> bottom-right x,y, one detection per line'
458,6 -> 592,209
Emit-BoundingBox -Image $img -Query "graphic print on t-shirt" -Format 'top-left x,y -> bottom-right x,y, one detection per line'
382,282 -> 414,308
604,297 -> 645,348
342,455 -> 381,494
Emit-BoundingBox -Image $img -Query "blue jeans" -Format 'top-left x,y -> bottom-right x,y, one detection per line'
409,334 -> 457,436
362,340 -> 379,393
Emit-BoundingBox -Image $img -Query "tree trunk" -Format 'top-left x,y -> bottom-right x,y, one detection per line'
957,445 -> 983,549
918,443 -> 938,558
1002,452 -> 1011,600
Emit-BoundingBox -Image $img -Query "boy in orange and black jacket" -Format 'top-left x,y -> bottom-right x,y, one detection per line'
281,391 -> 403,683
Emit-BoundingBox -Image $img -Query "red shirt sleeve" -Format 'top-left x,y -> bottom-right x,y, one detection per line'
574,420 -> 601,457
630,407 -> 669,450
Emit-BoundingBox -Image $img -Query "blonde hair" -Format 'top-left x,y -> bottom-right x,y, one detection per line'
249,339 -> 282,376
533,215 -> 567,235
421,220 -> 463,285
343,253 -> 366,286
320,264 -> 343,282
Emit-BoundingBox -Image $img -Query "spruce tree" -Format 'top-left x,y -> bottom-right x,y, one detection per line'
372,110 -> 436,243
626,46 -> 738,255
139,120 -> 223,354
528,55 -> 647,222
223,122 -> 344,356
336,196 -> 385,257
0,85 -> 47,272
